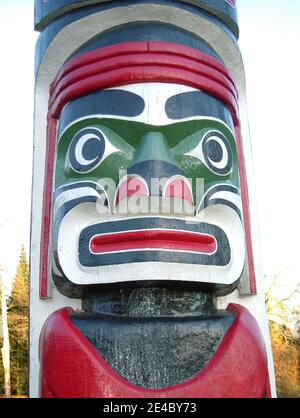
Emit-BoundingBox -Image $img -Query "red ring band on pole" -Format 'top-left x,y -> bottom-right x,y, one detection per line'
50,53 -> 237,108
49,42 -> 239,125
51,42 -> 236,94
50,65 -> 239,124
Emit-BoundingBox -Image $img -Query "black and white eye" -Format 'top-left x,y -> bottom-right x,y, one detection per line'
202,131 -> 233,175
68,128 -> 108,173
186,130 -> 233,176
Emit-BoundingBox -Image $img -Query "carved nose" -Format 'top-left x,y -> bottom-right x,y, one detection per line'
114,132 -> 194,208
129,132 -> 175,170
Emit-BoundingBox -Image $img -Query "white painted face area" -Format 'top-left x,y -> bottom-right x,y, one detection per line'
55,209 -> 244,287
53,189 -> 245,287
59,83 -> 235,136
196,203 -> 246,283
109,83 -> 197,126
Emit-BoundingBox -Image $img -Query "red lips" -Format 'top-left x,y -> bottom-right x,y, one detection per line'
90,229 -> 217,254
114,175 -> 194,207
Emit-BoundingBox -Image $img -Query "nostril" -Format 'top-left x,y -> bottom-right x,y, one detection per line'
115,175 -> 149,207
164,176 -> 194,206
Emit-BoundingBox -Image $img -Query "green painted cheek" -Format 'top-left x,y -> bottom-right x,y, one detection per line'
54,118 -> 240,206
55,121 -> 134,188
172,123 -> 240,205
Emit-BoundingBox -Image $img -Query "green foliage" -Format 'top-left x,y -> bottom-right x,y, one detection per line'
7,245 -> 29,396
270,321 -> 300,398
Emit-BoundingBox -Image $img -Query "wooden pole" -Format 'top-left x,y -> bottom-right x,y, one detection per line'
0,274 -> 11,398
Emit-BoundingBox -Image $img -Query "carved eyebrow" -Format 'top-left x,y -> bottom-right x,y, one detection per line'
165,91 -> 234,129
59,90 -> 145,135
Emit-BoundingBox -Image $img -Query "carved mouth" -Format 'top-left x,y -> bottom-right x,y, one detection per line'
78,216 -> 230,267
90,229 -> 217,255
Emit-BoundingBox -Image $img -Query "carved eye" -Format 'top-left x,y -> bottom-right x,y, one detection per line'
68,128 -> 106,173
202,131 -> 233,175
186,131 -> 233,176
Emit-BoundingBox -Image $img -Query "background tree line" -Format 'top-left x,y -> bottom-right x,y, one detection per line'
0,246 -> 29,397
266,274 -> 300,398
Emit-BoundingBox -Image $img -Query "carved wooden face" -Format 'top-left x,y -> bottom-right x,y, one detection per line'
51,82 -> 245,296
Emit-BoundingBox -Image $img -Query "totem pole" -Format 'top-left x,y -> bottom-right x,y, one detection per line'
30,0 -> 276,398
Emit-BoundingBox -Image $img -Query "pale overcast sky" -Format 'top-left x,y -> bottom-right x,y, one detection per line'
0,1 -> 299,305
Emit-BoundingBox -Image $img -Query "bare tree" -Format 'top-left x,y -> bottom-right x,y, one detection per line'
266,272 -> 300,327
266,272 -> 300,397
0,271 -> 11,398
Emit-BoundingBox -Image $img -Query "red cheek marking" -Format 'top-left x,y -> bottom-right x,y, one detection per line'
115,176 -> 149,206
164,177 -> 194,206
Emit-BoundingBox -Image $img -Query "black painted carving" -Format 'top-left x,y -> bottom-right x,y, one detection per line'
202,130 -> 233,175
35,1 -> 239,38
68,127 -> 106,173
198,184 -> 242,219
127,160 -> 184,193
78,216 -> 231,267
71,287 -> 235,389
70,22 -> 223,61
165,91 -> 234,129
35,1 -> 239,76
82,287 -> 217,317
59,90 -> 145,135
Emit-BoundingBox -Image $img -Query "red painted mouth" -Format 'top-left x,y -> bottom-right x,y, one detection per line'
90,230 -> 217,254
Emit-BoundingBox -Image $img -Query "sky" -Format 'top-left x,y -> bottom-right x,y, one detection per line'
0,0 -> 299,309
0,1 -> 37,289
237,0 -> 300,308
